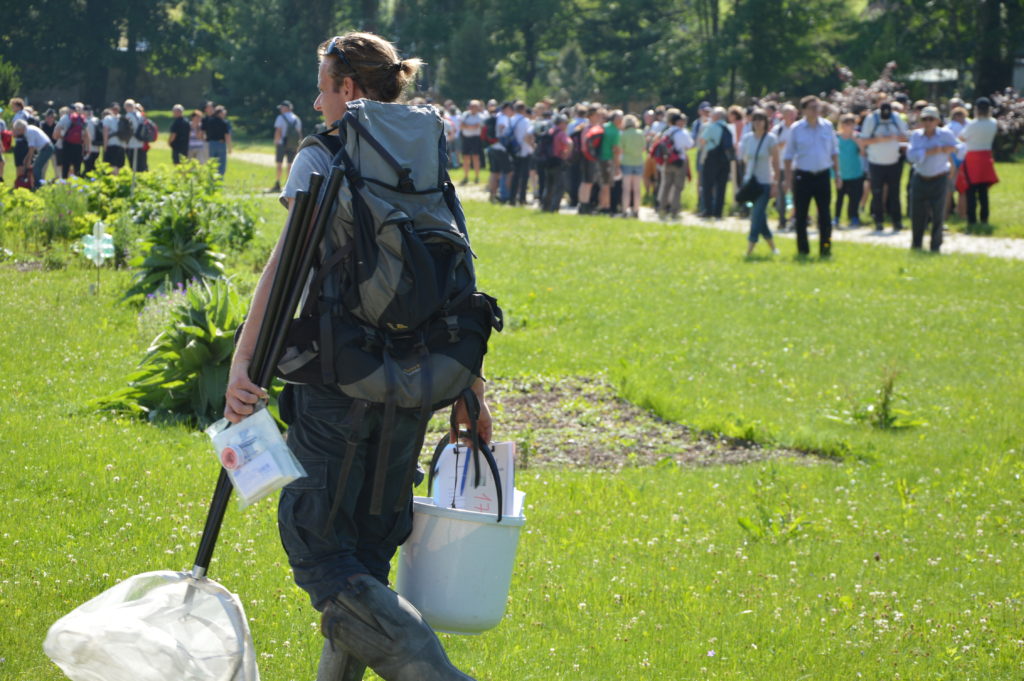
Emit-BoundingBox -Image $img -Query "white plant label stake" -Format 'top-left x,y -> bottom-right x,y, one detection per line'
82,221 -> 114,294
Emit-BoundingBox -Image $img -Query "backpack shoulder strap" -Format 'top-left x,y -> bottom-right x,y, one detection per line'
298,132 -> 342,157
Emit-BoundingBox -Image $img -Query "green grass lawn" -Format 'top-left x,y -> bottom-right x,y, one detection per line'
1,199 -> 1023,679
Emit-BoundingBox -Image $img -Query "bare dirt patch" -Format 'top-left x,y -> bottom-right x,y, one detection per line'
429,376 -> 808,470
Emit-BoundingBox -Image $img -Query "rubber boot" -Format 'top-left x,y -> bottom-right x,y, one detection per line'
316,639 -> 366,681
320,575 -> 476,681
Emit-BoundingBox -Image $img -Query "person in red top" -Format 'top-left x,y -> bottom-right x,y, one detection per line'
955,97 -> 1000,226
576,105 -> 605,215
541,114 -> 574,212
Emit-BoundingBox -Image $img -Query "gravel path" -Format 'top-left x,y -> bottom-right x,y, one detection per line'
238,150 -> 1024,260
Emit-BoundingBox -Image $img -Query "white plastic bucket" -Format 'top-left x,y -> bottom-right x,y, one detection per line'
396,497 -> 525,635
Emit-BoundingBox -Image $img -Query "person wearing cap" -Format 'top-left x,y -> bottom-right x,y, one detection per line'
860,99 -> 909,232
955,97 -> 999,227
906,106 -> 957,252
783,95 -> 840,257
168,104 -> 192,165
270,100 -> 303,192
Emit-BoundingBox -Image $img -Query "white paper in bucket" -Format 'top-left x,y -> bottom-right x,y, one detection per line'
397,497 -> 525,635
206,407 -> 305,507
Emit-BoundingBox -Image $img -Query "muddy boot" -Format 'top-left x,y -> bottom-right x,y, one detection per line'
316,639 -> 366,681
320,575 -> 475,681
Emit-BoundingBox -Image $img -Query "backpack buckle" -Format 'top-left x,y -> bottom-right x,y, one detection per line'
397,168 -> 415,193
444,315 -> 460,344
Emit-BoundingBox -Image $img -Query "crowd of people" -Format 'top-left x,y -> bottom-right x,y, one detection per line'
0,97 -> 237,189
430,92 -> 1001,255
2,87 -> 1003,256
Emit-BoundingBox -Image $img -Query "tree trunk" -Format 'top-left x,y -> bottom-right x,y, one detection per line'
359,0 -> 380,32
973,0 -> 1006,96
125,12 -> 139,96
522,23 -> 537,88
83,0 -> 111,106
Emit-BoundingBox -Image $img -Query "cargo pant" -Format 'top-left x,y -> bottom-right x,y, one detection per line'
278,383 -> 421,610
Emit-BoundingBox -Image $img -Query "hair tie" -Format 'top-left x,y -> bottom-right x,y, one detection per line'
392,62 -> 403,73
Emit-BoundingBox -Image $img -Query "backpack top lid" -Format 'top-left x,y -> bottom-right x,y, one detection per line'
338,99 -> 445,192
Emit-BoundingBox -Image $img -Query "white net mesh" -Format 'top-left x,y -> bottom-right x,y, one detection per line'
44,570 -> 259,681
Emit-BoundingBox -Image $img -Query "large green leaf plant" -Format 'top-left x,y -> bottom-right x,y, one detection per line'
94,280 -> 244,427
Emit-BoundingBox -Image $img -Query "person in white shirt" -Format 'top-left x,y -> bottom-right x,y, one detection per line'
656,112 -> 694,220
906,106 -> 958,252
458,100 -> 484,185
507,101 -> 533,206
13,120 -> 55,187
740,109 -> 781,256
771,103 -> 797,231
956,97 -> 999,226
271,100 -> 303,193
122,99 -> 146,172
82,105 -> 102,174
101,102 -> 127,173
783,95 -> 840,257
859,100 -> 909,232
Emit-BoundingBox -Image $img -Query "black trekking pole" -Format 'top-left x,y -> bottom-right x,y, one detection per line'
263,168 -> 344,385
190,184 -> 320,579
249,185 -> 318,380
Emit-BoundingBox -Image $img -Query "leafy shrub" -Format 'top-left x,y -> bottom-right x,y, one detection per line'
92,279 -> 244,427
34,180 -> 91,245
123,186 -> 229,301
0,182 -> 45,249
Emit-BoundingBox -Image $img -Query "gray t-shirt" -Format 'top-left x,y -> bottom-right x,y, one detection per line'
280,143 -> 334,207
740,131 -> 778,184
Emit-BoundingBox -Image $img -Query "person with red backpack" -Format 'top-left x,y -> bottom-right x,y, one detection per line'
654,111 -> 694,220
576,105 -> 605,215
54,103 -> 92,178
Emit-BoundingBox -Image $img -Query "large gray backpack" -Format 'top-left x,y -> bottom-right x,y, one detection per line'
277,99 -> 503,515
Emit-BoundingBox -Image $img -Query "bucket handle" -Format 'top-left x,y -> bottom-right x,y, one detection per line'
428,434 -> 504,524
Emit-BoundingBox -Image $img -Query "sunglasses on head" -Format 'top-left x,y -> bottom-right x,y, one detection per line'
325,38 -> 363,86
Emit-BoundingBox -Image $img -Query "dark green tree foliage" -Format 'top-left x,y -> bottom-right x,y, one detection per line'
0,0 -> 222,106
1,0 -> 1019,118
0,56 -> 21,106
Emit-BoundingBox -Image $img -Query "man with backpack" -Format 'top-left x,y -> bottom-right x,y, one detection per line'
483,106 -> 510,204
225,31 -> 498,681
539,114 -> 573,212
101,102 -> 127,174
859,100 -> 908,233
655,111 -> 694,220
505,101 -> 533,206
698,107 -> 733,219
271,100 -> 303,192
566,104 -> 588,208
54,102 -> 91,178
576,105 -> 605,215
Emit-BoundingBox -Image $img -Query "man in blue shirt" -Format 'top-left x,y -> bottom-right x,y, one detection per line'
906,106 -> 958,252
783,95 -> 840,257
